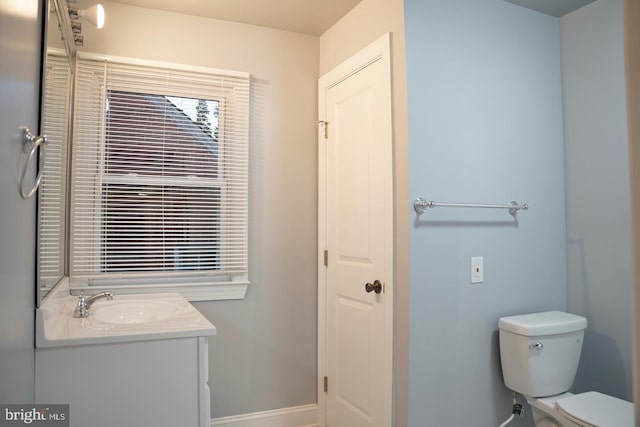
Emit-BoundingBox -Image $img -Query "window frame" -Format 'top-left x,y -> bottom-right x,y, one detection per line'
70,53 -> 250,301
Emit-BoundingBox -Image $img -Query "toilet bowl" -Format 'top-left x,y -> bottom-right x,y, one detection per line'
527,392 -> 575,427
498,311 -> 634,427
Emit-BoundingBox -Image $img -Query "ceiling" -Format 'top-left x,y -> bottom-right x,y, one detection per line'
106,0 -> 363,36
504,0 -> 597,17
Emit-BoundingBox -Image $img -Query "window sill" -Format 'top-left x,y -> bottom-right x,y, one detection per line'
69,278 -> 249,301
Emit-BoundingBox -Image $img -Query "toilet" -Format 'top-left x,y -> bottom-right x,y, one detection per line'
498,311 -> 634,426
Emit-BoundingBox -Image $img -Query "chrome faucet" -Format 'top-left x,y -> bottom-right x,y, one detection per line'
73,291 -> 114,318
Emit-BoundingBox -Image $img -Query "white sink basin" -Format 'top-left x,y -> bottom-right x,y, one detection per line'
36,287 -> 216,347
92,300 -> 179,325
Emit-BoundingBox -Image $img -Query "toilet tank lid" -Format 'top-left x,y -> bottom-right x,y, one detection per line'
498,311 -> 587,336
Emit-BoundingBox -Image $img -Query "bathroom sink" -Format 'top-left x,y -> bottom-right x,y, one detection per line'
91,300 -> 179,325
36,287 -> 216,347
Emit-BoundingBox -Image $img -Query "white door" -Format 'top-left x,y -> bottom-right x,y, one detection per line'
318,34 -> 393,427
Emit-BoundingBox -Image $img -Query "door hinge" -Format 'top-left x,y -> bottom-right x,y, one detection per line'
323,250 -> 328,267
324,376 -> 328,393
317,120 -> 328,139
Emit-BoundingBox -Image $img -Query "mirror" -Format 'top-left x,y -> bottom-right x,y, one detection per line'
38,0 -> 75,304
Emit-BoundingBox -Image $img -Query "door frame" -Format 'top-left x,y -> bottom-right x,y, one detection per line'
317,33 -> 394,427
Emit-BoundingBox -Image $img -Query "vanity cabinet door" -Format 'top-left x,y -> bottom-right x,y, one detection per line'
35,337 -> 210,427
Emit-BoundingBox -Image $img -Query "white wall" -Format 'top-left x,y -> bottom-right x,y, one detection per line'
319,1 -> 410,425
561,0 -> 632,400
76,0 -> 319,418
404,0 -> 566,425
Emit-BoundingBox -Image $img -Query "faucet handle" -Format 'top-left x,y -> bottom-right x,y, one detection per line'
75,292 -> 86,306
73,292 -> 88,318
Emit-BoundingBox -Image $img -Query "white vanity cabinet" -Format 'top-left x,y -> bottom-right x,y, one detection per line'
35,336 -> 211,427
35,288 -> 215,427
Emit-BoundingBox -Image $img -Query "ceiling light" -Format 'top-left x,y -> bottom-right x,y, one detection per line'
81,4 -> 104,29
69,3 -> 104,29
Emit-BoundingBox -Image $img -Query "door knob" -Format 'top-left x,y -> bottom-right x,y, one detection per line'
365,280 -> 382,294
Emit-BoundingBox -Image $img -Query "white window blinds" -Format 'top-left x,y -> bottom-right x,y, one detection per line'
72,54 -> 250,299
39,51 -> 71,288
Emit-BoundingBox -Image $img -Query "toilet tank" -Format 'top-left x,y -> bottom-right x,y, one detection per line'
498,311 -> 587,397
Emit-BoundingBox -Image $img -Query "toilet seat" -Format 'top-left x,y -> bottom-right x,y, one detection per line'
555,391 -> 634,427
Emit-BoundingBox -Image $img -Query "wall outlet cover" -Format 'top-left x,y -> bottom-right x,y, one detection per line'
471,256 -> 484,284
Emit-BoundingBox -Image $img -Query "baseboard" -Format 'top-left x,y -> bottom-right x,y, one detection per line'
211,404 -> 318,427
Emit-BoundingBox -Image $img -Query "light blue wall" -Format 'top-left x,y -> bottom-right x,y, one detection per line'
405,0 -> 566,425
0,0 -> 40,404
561,0 -> 632,401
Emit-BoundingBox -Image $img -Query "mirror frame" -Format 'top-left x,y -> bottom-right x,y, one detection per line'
37,0 -> 76,306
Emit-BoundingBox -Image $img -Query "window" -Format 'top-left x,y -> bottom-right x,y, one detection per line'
71,54 -> 250,300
